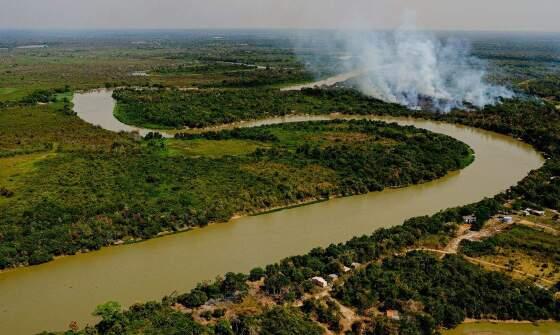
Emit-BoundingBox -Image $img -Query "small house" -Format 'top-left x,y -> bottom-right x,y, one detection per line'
351,262 -> 361,269
463,215 -> 477,224
386,310 -> 400,321
311,277 -> 328,288
342,266 -> 351,273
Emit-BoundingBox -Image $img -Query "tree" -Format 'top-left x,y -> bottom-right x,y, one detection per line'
249,267 -> 265,281
177,289 -> 208,308
221,272 -> 249,299
260,307 -> 323,335
214,320 -> 234,335
93,301 -> 121,322
264,273 -> 290,295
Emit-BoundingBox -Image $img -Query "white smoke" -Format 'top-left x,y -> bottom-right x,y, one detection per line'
298,19 -> 514,111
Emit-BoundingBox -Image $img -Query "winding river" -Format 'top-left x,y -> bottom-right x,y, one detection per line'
0,90 -> 548,334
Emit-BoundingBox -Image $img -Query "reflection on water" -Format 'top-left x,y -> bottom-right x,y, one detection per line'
0,90 -> 547,334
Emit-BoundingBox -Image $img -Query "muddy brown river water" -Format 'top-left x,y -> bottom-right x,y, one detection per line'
0,89 -> 551,334
444,322 -> 560,335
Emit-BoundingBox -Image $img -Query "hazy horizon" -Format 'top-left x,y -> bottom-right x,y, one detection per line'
1,0 -> 560,33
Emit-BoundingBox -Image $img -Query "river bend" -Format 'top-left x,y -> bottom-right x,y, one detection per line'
0,89 -> 545,334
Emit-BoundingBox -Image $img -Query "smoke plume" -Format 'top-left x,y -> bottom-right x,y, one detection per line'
298,20 -> 514,111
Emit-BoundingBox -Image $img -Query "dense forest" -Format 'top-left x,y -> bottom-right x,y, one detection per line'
112,88 -> 407,129
0,117 -> 472,268
524,76 -> 560,99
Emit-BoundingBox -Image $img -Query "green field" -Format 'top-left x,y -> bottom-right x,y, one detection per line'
167,139 -> 268,157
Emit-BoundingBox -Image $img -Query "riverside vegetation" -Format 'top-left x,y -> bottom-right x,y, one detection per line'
112,88 -> 407,129
42,92 -> 560,335
1,31 -> 560,334
43,74 -> 560,335
0,102 -> 473,268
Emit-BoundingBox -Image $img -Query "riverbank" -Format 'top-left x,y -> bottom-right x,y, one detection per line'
1,109 -> 476,271
0,96 -> 543,333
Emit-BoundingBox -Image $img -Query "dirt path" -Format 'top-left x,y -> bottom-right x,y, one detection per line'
332,297 -> 361,333
297,286 -> 362,333
444,222 -> 511,253
444,224 -> 471,253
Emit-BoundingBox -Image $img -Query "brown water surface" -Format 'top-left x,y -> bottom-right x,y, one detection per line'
444,322 -> 560,335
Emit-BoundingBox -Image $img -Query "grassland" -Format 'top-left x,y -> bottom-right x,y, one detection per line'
460,225 -> 560,285
0,35 -> 314,102
0,152 -> 55,206
167,139 -> 268,158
